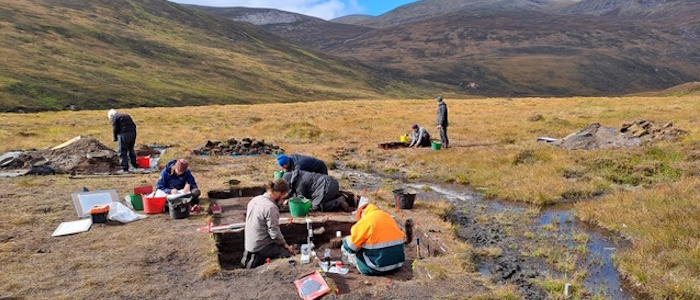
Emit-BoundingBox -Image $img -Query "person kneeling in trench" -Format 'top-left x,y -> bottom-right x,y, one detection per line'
283,169 -> 351,212
241,179 -> 295,268
342,197 -> 405,276
156,159 -> 201,212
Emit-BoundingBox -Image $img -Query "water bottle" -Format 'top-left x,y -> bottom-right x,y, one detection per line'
324,248 -> 331,263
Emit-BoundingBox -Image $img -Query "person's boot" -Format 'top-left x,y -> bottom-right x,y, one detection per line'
337,197 -> 351,212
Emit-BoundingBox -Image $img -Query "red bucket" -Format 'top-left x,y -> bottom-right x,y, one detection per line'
143,196 -> 166,214
134,185 -> 153,196
136,156 -> 151,169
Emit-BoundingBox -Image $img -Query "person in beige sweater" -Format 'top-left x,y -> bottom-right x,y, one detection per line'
241,179 -> 294,268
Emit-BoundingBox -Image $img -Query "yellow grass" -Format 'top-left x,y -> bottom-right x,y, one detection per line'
576,179 -> 700,299
1,95 -> 700,298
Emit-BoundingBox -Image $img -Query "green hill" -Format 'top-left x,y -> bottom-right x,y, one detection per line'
0,0 -> 428,112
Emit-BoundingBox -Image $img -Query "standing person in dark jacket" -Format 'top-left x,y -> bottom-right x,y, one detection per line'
108,109 -> 138,173
436,96 -> 449,149
156,159 -> 202,210
276,153 -> 328,175
282,170 -> 350,212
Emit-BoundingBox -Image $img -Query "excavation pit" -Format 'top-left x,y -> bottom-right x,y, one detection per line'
215,220 -> 356,270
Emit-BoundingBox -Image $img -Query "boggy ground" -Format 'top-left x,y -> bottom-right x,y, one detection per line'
2,96 -> 700,298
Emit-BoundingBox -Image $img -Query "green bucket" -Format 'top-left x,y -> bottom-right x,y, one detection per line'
288,197 -> 311,217
129,194 -> 143,210
274,170 -> 285,180
431,141 -> 442,150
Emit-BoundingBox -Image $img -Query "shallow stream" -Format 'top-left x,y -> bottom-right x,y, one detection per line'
341,169 -> 635,299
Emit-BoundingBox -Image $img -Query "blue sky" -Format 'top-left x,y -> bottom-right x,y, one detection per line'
168,0 -> 418,20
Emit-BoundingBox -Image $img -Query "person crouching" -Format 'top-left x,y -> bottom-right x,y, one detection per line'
241,179 -> 295,268
342,197 -> 405,275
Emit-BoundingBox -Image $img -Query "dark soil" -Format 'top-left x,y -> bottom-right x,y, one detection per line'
193,138 -> 284,156
12,136 -> 121,174
135,144 -> 162,157
450,211 -> 547,299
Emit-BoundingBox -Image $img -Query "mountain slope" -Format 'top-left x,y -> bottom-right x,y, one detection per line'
233,0 -> 699,96
331,0 -> 578,28
326,8 -> 699,96
330,14 -> 376,26
0,0 -> 426,112
187,5 -> 372,50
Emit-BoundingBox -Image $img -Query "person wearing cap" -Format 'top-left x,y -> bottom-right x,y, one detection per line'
407,124 -> 431,148
276,153 -> 328,175
242,179 -> 295,268
107,109 -> 138,173
436,96 -> 449,149
282,170 -> 350,212
156,159 -> 201,210
342,197 -> 405,276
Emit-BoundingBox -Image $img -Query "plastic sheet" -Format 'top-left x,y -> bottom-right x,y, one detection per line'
107,202 -> 147,223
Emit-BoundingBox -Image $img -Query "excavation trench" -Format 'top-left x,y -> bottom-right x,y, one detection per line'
215,220 -> 355,270
341,169 -> 636,299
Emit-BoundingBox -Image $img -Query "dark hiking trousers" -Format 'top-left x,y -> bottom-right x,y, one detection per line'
439,127 -> 449,148
241,243 -> 292,268
118,131 -> 138,171
319,180 -> 341,212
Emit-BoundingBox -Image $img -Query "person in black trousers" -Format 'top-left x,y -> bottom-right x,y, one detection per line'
436,96 -> 449,148
108,109 -> 138,173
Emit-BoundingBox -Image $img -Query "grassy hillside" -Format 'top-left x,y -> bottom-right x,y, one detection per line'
0,0 -> 429,112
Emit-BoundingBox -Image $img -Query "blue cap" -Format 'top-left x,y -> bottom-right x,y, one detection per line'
276,154 -> 290,167
412,124 -> 418,129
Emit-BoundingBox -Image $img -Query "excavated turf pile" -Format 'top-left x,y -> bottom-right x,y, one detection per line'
135,144 -> 162,157
11,136 -> 121,174
193,138 -> 284,156
552,120 -> 687,150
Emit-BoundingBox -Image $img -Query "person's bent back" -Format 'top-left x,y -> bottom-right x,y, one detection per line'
277,153 -> 328,175
342,200 -> 405,275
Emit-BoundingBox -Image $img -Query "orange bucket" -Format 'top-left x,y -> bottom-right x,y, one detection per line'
143,195 -> 166,214
136,156 -> 151,168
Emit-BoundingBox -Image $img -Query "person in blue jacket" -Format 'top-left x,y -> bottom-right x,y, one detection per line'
276,153 -> 328,175
156,159 -> 201,210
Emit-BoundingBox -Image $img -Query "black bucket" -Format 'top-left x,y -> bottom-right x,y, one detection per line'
168,197 -> 191,219
392,189 -> 416,209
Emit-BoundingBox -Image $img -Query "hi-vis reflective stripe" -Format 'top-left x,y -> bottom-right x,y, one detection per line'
361,238 -> 404,250
344,236 -> 360,251
362,253 -> 404,272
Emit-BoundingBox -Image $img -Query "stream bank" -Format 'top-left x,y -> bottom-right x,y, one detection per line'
339,168 -> 636,299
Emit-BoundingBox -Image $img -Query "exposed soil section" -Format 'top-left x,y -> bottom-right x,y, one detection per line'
215,220 -> 357,269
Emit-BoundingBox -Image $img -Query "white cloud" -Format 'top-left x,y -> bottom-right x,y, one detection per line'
169,0 -> 364,20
